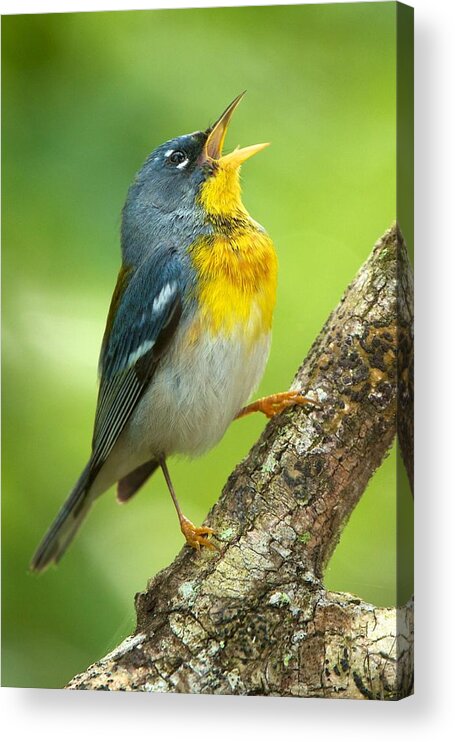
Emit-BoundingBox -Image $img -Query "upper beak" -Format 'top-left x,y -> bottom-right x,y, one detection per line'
203,92 -> 270,167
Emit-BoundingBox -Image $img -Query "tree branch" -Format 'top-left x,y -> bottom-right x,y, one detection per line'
67,224 -> 414,699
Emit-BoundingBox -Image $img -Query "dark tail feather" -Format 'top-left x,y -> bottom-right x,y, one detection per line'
30,463 -> 94,573
117,459 -> 158,502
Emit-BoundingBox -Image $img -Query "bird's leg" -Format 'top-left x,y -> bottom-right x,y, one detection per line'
235,390 -> 320,420
159,459 -> 217,551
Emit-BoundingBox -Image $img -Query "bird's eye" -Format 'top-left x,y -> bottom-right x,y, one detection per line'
169,150 -> 187,165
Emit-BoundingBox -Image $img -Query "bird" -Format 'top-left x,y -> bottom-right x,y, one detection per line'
30,92 -> 316,572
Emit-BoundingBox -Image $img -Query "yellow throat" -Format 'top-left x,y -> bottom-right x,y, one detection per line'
187,93 -> 277,342
191,162 -> 278,341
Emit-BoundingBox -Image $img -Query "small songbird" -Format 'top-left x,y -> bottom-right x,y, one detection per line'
31,93 -> 315,572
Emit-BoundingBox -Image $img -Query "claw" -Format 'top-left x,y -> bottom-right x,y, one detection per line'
259,391 -> 320,418
236,390 -> 320,420
180,517 -> 218,551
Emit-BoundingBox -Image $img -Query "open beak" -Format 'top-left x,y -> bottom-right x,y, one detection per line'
203,92 -> 270,167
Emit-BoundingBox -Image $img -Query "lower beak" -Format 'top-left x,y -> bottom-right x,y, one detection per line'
204,93 -> 270,166
219,142 -> 270,167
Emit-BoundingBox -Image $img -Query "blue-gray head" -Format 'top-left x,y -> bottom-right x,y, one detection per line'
128,129 -> 209,213
121,93 -> 269,262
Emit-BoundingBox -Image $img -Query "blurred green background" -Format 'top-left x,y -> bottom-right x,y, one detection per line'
2,2 -> 413,689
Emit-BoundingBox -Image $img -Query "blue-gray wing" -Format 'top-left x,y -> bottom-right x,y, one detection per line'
90,249 -> 183,474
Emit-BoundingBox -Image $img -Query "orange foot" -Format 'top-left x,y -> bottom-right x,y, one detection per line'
180,516 -> 218,551
236,390 -> 320,420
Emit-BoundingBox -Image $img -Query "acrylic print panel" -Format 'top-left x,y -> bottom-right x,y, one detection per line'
1,1 -> 413,697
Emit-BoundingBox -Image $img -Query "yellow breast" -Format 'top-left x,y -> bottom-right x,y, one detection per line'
188,226 -> 278,343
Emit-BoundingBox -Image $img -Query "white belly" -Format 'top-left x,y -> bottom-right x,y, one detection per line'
92,323 -> 271,495
131,324 -> 271,457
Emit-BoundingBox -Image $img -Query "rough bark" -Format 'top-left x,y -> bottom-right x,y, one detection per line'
397,233 -> 414,493
67,224 -> 414,699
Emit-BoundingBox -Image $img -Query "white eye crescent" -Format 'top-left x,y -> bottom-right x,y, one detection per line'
168,150 -> 188,167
